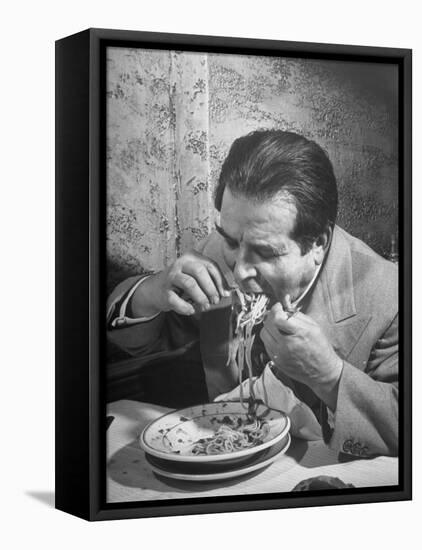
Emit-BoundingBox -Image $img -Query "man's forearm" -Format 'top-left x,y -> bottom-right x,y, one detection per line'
128,272 -> 163,318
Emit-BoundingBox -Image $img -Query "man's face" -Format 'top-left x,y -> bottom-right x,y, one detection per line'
218,188 -> 324,303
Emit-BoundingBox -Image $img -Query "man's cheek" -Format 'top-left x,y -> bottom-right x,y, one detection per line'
223,249 -> 236,271
259,271 -> 283,296
224,257 -> 235,273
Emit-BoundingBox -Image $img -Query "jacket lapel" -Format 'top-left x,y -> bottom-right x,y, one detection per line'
306,226 -> 371,361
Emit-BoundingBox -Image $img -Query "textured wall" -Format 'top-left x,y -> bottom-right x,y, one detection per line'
107,48 -> 398,291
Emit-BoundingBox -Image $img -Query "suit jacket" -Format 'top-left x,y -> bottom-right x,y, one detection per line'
107,225 -> 399,458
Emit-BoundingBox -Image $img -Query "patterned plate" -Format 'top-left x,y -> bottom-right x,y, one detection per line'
140,401 -> 290,463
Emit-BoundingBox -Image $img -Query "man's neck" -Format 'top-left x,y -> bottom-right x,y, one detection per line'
292,264 -> 322,308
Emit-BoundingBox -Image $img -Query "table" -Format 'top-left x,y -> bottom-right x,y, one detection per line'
107,400 -> 398,503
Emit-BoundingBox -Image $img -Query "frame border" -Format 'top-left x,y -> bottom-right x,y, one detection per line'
55,27 -> 412,521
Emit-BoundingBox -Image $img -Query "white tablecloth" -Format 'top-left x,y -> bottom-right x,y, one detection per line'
107,400 -> 399,503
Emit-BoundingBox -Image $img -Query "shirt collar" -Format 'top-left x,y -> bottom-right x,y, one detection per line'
291,263 -> 322,308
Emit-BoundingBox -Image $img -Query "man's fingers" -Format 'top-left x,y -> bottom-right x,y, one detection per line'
182,263 -> 221,305
165,252 -> 232,313
260,327 -> 280,360
262,316 -> 283,341
205,261 -> 231,299
268,303 -> 301,334
172,273 -> 210,309
167,290 -> 196,315
280,294 -> 292,311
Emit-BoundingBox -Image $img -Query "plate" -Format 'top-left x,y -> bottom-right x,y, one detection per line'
145,441 -> 277,475
140,401 -> 290,463
144,434 -> 291,481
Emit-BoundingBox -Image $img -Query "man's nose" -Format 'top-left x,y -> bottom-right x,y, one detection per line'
233,249 -> 257,281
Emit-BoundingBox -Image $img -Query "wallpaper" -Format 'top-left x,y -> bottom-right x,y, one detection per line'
106,48 -> 398,291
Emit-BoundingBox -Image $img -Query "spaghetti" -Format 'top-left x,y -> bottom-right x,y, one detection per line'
191,416 -> 270,455
190,290 -> 270,456
227,289 -> 269,414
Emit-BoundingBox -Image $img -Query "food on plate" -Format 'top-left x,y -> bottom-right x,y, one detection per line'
191,414 -> 270,455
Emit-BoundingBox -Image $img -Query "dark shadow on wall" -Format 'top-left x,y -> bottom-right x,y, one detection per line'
328,62 -> 398,115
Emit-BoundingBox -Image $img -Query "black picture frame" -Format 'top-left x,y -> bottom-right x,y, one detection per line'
55,27 -> 412,521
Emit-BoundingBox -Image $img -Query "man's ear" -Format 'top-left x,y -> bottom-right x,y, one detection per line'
313,225 -> 332,265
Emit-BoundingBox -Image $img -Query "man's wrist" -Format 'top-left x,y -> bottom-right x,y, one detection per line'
312,356 -> 344,412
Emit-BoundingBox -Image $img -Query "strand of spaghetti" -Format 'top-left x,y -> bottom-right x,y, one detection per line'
192,289 -> 272,457
238,332 -> 247,411
232,290 -> 269,414
245,329 -> 256,408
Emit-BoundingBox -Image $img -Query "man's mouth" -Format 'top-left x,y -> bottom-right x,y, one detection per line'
234,283 -> 278,309
238,282 -> 264,295
238,278 -> 276,300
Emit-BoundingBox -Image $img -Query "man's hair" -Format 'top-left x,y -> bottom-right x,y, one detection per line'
214,129 -> 338,254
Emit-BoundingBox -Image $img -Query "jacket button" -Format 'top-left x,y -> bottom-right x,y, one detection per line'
343,440 -> 353,453
360,446 -> 369,457
352,442 -> 362,455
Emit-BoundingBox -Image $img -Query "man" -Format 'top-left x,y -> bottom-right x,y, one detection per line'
107,130 -> 398,458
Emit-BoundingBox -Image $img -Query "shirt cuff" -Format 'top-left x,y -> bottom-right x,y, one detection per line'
109,275 -> 161,328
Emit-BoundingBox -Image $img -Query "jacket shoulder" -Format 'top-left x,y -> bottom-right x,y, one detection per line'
341,230 -> 398,320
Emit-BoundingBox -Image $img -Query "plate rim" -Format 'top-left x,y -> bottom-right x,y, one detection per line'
139,401 -> 291,463
145,433 -> 291,481
145,432 -> 289,473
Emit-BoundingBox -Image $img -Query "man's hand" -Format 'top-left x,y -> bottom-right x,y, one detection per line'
129,251 -> 230,318
260,303 -> 344,411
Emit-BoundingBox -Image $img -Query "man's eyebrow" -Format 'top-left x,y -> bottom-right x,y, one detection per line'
214,223 -> 237,243
250,242 -> 285,255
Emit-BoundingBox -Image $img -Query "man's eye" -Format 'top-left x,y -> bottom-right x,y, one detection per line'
258,249 -> 282,259
225,240 -> 238,250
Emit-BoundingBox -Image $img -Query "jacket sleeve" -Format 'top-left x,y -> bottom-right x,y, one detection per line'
106,276 -> 200,358
323,314 -> 398,457
105,231 -> 226,359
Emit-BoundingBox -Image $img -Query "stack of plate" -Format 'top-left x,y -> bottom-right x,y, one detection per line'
139,401 -> 291,482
